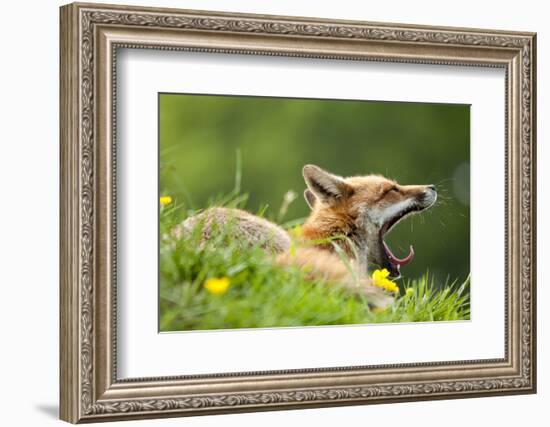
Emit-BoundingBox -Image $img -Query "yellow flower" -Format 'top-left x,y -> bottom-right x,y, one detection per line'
372,268 -> 390,283
160,196 -> 172,206
203,277 -> 230,295
371,268 -> 399,294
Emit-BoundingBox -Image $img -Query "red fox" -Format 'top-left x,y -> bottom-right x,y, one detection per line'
175,164 -> 437,308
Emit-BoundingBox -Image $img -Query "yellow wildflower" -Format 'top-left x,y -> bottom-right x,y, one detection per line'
203,277 -> 230,295
371,268 -> 399,294
160,196 -> 172,206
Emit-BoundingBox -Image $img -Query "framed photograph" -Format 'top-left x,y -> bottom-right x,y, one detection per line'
60,2 -> 537,423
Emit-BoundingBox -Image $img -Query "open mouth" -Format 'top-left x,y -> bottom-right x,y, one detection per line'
379,205 -> 421,278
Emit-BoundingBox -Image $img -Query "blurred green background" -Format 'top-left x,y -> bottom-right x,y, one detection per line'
159,93 -> 470,284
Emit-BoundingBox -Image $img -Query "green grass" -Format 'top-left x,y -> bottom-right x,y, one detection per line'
159,195 -> 470,332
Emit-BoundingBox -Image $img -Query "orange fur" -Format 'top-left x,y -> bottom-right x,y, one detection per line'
275,247 -> 394,308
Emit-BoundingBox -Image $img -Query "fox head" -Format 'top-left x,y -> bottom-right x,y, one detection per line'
301,164 -> 437,278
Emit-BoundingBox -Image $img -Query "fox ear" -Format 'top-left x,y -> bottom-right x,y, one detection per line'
302,164 -> 351,205
304,189 -> 317,209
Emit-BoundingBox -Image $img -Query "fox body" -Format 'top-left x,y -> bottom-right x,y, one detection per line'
175,206 -> 291,253
177,165 -> 437,308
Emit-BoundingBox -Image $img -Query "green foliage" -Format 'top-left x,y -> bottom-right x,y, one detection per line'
160,94 -> 470,285
159,202 -> 470,332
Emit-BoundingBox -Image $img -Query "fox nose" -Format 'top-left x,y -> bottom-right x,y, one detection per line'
421,185 -> 438,207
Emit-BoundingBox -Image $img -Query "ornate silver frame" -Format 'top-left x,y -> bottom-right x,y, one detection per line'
60,2 -> 536,423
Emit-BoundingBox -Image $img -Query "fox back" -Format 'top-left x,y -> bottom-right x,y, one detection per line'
175,207 -> 291,254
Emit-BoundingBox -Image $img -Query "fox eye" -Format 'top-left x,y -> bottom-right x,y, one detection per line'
380,185 -> 400,199
387,186 -> 399,194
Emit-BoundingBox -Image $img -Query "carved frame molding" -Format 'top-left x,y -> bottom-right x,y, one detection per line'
60,2 -> 536,423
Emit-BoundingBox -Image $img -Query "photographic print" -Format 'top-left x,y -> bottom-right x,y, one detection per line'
159,94 -> 471,331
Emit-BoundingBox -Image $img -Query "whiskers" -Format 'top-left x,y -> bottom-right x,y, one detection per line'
433,180 -> 453,208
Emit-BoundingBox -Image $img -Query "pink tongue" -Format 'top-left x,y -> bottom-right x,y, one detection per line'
383,240 -> 415,266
